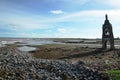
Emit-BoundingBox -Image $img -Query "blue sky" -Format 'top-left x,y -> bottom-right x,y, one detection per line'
0,0 -> 120,38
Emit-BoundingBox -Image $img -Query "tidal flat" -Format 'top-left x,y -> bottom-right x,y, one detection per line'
0,38 -> 120,79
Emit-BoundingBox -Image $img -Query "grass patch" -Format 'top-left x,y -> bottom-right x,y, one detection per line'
106,70 -> 120,80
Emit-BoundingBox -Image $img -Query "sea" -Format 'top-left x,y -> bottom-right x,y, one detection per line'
0,38 -> 62,52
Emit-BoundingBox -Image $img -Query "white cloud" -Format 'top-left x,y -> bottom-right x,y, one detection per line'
53,10 -> 120,22
53,10 -> 120,38
50,10 -> 65,14
1,8 -> 120,38
32,9 -> 120,38
94,0 -> 120,8
56,0 -> 89,5
57,28 -> 66,33
0,13 -> 51,32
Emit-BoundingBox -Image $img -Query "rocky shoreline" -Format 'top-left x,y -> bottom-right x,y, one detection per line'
0,46 -> 109,80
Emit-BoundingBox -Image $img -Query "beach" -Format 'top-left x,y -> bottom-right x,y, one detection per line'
0,38 -> 120,79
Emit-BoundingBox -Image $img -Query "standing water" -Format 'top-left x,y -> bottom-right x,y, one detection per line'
17,46 -> 36,52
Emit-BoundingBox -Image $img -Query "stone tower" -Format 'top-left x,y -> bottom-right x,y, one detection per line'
102,14 -> 115,50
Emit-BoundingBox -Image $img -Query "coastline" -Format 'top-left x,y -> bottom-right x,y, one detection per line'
0,38 -> 120,79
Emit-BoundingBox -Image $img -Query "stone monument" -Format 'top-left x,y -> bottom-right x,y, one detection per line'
102,14 -> 115,50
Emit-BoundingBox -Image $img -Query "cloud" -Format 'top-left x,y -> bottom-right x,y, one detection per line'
61,0 -> 89,5
0,12 -> 51,32
57,28 -> 66,33
94,0 -> 120,8
54,10 -> 120,22
52,10 -> 120,38
1,5 -> 120,38
50,10 -> 65,14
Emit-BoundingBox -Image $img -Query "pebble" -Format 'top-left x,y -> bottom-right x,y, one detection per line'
0,47 -> 108,80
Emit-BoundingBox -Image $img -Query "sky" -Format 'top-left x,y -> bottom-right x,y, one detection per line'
0,0 -> 120,38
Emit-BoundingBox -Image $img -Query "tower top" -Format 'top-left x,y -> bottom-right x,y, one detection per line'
104,14 -> 110,24
105,14 -> 108,20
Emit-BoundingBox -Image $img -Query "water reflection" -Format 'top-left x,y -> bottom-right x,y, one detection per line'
18,46 -> 36,52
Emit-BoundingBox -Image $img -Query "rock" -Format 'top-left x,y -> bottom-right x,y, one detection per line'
0,47 -> 108,80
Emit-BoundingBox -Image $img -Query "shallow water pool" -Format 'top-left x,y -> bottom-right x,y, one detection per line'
17,46 -> 36,52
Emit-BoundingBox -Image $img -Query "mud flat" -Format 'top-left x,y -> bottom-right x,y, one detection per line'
0,38 -> 120,79
30,43 -> 120,80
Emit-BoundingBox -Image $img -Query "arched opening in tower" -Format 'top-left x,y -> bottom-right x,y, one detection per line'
106,40 -> 110,49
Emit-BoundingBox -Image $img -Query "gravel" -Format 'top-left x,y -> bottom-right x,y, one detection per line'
0,46 -> 108,80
